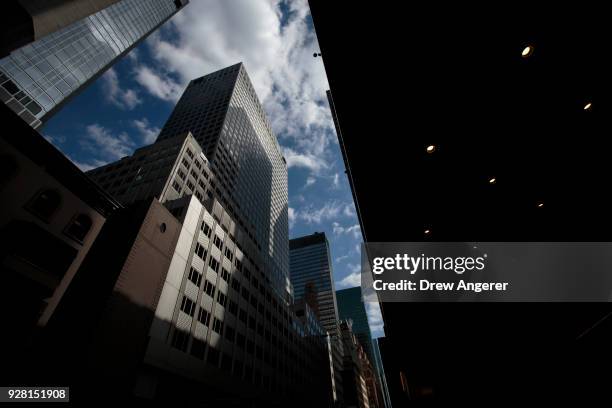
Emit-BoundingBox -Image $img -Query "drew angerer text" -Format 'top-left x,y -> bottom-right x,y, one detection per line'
373,279 -> 509,293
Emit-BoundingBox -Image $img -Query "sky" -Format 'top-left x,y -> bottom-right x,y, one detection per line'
41,0 -> 383,338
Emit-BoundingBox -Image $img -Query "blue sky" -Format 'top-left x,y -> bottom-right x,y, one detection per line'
41,0 -> 383,337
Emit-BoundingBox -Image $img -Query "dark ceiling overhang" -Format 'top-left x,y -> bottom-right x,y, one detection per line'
310,1 -> 612,403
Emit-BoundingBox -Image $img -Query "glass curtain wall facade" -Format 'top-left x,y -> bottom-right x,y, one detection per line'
157,63 -> 290,300
289,232 -> 340,332
0,0 -> 187,128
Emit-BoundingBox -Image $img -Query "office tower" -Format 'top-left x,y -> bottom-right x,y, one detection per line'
156,62 -> 290,300
337,287 -> 377,366
89,63 -> 290,302
289,231 -> 344,404
0,0 -> 188,128
1,1 -> 122,57
54,139 -> 329,404
0,104 -> 119,382
77,64 -> 329,403
289,232 -> 339,333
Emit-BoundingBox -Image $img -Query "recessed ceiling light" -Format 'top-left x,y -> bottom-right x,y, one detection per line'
426,145 -> 436,154
489,177 -> 496,184
537,202 -> 544,208
584,102 -> 592,111
424,229 -> 431,235
521,45 -> 534,58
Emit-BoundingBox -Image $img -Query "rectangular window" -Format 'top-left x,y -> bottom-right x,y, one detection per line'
172,180 -> 181,192
231,277 -> 240,291
197,308 -> 210,326
188,267 -> 202,287
217,291 -> 227,307
241,287 -> 249,301
224,247 -> 234,261
191,338 -> 206,359
203,280 -> 215,297
228,300 -> 238,315
208,257 -> 219,273
212,317 -> 224,334
225,325 -> 236,342
235,258 -> 243,272
195,242 -> 207,259
201,221 -> 212,237
220,268 -> 230,282
213,235 -> 223,250
239,308 -> 247,324
180,296 -> 195,317
171,330 -> 189,352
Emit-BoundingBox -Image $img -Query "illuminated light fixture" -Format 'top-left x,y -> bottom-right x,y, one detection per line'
426,145 -> 436,154
489,177 -> 496,184
521,45 -> 534,58
424,229 -> 431,235
584,102 -> 592,111
537,202 -> 544,208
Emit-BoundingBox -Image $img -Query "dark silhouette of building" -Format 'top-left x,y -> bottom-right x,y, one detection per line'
0,103 -> 120,383
310,0 -> 612,405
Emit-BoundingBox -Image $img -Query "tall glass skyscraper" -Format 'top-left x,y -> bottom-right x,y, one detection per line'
289,231 -> 345,403
289,232 -> 339,331
157,63 -> 290,299
88,63 -> 290,300
0,0 -> 188,128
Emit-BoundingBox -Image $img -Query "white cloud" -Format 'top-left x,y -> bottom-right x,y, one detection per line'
102,68 -> 142,109
332,172 -> 340,189
71,158 -> 108,172
135,0 -> 334,177
292,201 -> 356,225
335,254 -> 349,263
343,203 -> 356,217
304,176 -> 316,188
132,118 -> 160,144
296,200 -> 354,224
337,269 -> 360,289
127,48 -> 139,61
282,147 -> 327,173
134,65 -> 183,102
366,301 -> 385,337
288,207 -> 296,229
81,123 -> 135,161
332,222 -> 361,239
